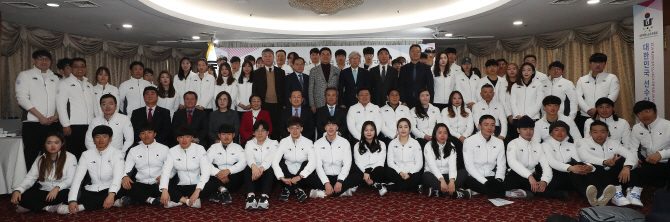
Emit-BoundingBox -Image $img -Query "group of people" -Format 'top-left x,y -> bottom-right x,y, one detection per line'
9,45 -> 670,214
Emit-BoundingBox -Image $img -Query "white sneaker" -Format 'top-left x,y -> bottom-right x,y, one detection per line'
598,185 -> 616,206
471,190 -> 479,195
15,205 -> 30,213
113,199 -> 123,207
57,204 -> 71,214
378,185 -> 388,197
309,189 -> 325,198
256,196 -> 269,210
340,189 -> 353,197
350,186 -> 358,192
245,196 -> 257,210
611,186 -> 631,206
189,199 -> 201,208
586,185 -> 598,206
626,187 -> 644,207
163,201 -> 183,208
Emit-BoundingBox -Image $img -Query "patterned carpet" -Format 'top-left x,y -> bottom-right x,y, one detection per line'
1,186 -> 655,221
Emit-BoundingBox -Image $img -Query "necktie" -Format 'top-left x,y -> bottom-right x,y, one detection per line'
329,106 -> 334,116
412,65 -> 417,80
187,110 -> 193,125
269,67 -> 272,73
353,69 -> 358,84
298,74 -> 304,88
147,108 -> 153,122
381,66 -> 386,81
294,108 -> 299,117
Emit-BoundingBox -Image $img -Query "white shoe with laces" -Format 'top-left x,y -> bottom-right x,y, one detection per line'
57,204 -> 71,214
189,199 -> 201,208
626,187 -> 644,207
340,189 -> 353,197
163,201 -> 183,208
611,186 -> 631,206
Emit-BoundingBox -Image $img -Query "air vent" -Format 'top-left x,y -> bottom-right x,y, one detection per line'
65,0 -> 100,8
606,0 -> 633,5
3,2 -> 40,9
549,0 -> 580,5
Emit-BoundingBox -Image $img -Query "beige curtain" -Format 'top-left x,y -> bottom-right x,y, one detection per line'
439,18 -> 635,125
0,21 -> 204,117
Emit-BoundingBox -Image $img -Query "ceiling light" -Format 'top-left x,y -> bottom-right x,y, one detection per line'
192,36 -> 200,40
122,24 -> 132,28
445,33 -> 453,37
319,13 -> 329,16
289,0 -> 363,15
213,40 -> 219,44
587,0 -> 600,4
46,3 -> 59,7
513,21 -> 523,25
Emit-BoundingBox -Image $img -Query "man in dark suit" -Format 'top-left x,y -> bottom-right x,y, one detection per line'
284,57 -> 309,108
278,90 -> 315,140
339,51 -> 372,108
370,48 -> 398,106
315,87 -> 348,140
131,86 -> 172,146
171,91 -> 209,147
398,44 -> 434,109
252,48 -> 285,140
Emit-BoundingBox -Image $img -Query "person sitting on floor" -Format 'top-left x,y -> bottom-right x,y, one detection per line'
353,120 -> 388,196
204,124 -> 247,205
422,123 -> 471,199
309,116 -> 359,198
272,117 -> 315,203
243,120 -> 278,210
385,118 -> 423,193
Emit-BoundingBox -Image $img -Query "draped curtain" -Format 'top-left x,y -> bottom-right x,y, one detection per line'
0,21 -> 204,117
438,17 -> 636,124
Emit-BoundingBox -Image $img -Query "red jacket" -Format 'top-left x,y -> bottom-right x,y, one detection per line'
240,110 -> 273,144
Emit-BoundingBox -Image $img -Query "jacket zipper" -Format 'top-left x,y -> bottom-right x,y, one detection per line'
184,149 -> 192,185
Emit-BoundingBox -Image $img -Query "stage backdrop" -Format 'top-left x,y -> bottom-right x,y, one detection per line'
634,0 -> 664,117
215,43 -> 435,67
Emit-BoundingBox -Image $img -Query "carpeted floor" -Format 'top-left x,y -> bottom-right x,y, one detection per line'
1,186 -> 656,221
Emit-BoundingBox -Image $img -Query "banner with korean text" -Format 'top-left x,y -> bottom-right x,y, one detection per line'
634,0 -> 664,117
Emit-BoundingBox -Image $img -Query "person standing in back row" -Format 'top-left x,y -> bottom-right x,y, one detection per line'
56,58 -> 97,158
252,48 -> 286,140
309,47 -> 341,113
398,44 -> 434,109
575,53 -> 620,137
370,48 -> 398,106
119,61 -> 153,118
15,50 -> 62,168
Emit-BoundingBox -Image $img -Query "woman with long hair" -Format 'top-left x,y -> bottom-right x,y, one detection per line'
174,57 -> 196,109
510,63 -> 545,122
353,121 -> 388,196
157,71 -> 181,119
93,67 -> 120,117
214,62 -> 238,113
12,132 -> 77,213
236,60 -> 255,120
184,59 -> 216,112
385,118 -> 423,192
441,91 -> 474,143
422,123 -> 470,198
411,89 -> 443,147
432,51 -> 455,110
500,62 -> 520,142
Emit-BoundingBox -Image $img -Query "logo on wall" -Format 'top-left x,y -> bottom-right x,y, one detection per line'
639,12 -> 658,39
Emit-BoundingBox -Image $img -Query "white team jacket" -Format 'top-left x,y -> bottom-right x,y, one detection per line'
510,80 -> 545,120
56,75 -> 96,127
173,71 -> 198,102
84,113 -> 134,153
542,137 -> 593,172
69,147 -> 125,202
474,76 -> 502,103
532,115 -> 582,144
576,72 -> 620,117
463,132 -> 506,184
411,104 -> 443,139
14,151 -> 77,193
124,140 -> 170,185
157,89 -> 181,119
208,142 -> 247,175
93,84 -> 120,117
472,100 -> 508,137
244,137 -> 279,170
442,106 -> 474,138
347,102 -> 383,140
584,117 -> 631,149
454,71 -> 480,105
353,141 -> 387,173
213,78 -> 239,110
548,76 -> 578,119
185,73 -> 216,109
235,76 -> 253,112
387,138 -> 423,174
380,103 -> 414,139
272,136 -> 316,179
160,143 -> 211,190
118,78 -> 153,117
576,137 -> 637,170
630,118 -> 670,163
433,71 -> 456,104
506,138 -> 552,184
423,142 -> 457,180
15,66 -> 60,122
313,135 -> 352,184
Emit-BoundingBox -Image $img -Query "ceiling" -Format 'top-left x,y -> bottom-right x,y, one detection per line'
0,0 -> 643,49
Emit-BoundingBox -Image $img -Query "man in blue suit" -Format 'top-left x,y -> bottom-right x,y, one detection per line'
284,57 -> 310,108
339,51 -> 373,109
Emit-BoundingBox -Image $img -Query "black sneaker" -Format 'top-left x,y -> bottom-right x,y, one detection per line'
257,196 -> 269,209
209,192 -> 221,202
279,187 -> 290,201
428,188 -> 440,197
151,198 -> 162,206
221,190 -> 232,205
295,189 -> 307,203
245,195 -> 257,210
452,188 -> 472,199
417,184 -> 423,194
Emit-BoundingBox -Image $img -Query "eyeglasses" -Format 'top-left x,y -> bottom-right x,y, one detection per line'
35,57 -> 51,61
409,50 -> 421,54
551,68 -> 563,71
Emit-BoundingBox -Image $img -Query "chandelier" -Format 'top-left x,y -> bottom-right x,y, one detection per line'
289,0 -> 364,16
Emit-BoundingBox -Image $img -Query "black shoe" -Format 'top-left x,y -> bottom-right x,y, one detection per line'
452,188 -> 472,199
428,188 -> 440,197
151,198 -> 162,206
279,187 -> 290,201
209,192 -> 221,202
257,196 -> 269,209
221,190 -> 232,205
245,195 -> 257,210
417,184 -> 423,194
295,189 -> 307,203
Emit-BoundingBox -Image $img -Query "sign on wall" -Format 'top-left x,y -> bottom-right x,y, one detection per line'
634,0 -> 664,117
